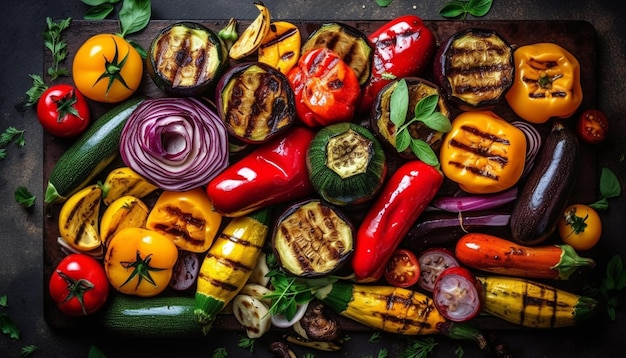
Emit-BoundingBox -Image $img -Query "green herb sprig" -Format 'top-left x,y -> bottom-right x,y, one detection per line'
440,0 -> 494,19
43,17 -> 72,81
399,337 -> 438,358
263,270 -> 315,320
211,347 -> 228,358
238,337 -> 255,353
0,295 -> 20,339
0,127 -> 26,159
21,344 -> 38,357
389,79 -> 452,167
81,0 -> 151,37
15,186 -> 36,208
590,167 -> 621,210
375,0 -> 394,7
586,255 -> 626,321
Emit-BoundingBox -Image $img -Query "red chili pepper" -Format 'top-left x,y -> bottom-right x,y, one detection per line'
287,47 -> 361,127
357,15 -> 436,113
352,160 -> 443,283
206,126 -> 315,217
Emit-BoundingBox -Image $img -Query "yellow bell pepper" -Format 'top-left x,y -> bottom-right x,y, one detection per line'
439,111 -> 526,194
257,21 -> 301,75
505,42 -> 583,124
146,188 -> 222,253
58,184 -> 103,252
99,195 -> 150,246
104,227 -> 178,297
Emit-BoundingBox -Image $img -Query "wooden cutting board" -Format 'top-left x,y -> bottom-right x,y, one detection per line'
43,19 -> 598,334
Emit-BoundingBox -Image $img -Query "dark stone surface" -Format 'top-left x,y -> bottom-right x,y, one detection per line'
1,1 -> 624,357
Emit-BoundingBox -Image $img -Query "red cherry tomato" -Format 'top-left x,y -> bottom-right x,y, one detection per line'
576,109 -> 608,144
384,249 -> 420,288
37,84 -> 91,138
417,247 -> 460,292
432,266 -> 483,322
48,254 -> 109,316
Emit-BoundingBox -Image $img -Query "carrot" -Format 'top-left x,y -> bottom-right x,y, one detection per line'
454,233 -> 595,280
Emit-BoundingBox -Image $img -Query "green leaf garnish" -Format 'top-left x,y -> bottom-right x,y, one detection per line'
440,0 -> 493,19
590,167 -> 621,210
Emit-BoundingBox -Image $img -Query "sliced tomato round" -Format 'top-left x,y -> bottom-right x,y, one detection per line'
432,266 -> 483,322
417,247 -> 460,292
384,249 -> 420,288
576,109 -> 608,144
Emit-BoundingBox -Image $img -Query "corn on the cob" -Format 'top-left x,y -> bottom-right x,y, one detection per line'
315,281 -> 486,348
477,275 -> 597,328
194,209 -> 270,334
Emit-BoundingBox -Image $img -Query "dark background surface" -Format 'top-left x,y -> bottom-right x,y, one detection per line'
1,0 -> 625,357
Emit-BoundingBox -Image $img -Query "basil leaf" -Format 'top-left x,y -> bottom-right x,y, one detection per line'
376,0 -> 394,6
467,0 -> 493,17
119,0 -> 151,37
420,112 -> 452,133
81,0 -> 117,5
396,130 -> 411,152
600,167 -> 621,199
390,79 -> 409,127
410,139 -> 439,167
414,94 -> 439,117
439,2 -> 467,18
84,4 -> 115,20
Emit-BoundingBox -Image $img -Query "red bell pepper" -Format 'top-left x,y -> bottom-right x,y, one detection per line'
287,47 -> 361,127
206,126 -> 315,217
357,15 -> 436,113
352,160 -> 443,282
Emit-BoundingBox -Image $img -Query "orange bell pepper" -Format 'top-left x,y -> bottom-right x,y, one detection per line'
505,42 -> 583,124
439,111 -> 527,194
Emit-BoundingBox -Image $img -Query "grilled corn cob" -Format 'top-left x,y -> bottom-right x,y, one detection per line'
477,275 -> 597,328
194,208 -> 270,334
315,281 -> 486,348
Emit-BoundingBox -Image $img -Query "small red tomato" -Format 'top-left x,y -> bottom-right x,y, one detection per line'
37,84 -> 91,138
432,266 -> 483,322
49,254 -> 109,316
576,109 -> 608,144
384,249 -> 420,288
417,247 -> 460,292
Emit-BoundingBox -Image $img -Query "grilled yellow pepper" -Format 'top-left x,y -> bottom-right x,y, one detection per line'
258,21 -> 301,74
505,42 -> 583,124
58,184 -> 103,252
146,188 -> 222,253
439,111 -> 526,194
315,281 -> 487,348
101,167 -> 159,206
194,209 -> 270,334
477,275 -> 597,328
100,195 -> 150,246
104,227 -> 178,297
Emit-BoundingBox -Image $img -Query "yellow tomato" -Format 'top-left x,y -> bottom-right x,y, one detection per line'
104,227 -> 178,297
557,204 -> 602,251
72,34 -> 143,103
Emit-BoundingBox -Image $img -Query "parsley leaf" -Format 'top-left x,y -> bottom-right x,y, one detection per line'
399,337 -> 438,358
15,186 -> 36,208
389,79 -> 452,167
369,331 -> 382,343
440,0 -> 494,19
0,127 -> 26,159
21,345 -> 39,357
238,337 -> 255,353
25,74 -> 47,107
43,17 -> 72,81
212,347 -> 228,358
590,167 -> 621,210
0,296 -> 20,340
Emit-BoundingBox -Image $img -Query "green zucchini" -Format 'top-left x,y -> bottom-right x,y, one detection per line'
45,97 -> 145,205
147,22 -> 228,96
306,122 -> 386,206
101,294 -> 202,337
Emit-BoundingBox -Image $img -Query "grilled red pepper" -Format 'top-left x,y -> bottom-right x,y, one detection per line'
206,126 -> 315,217
287,47 -> 361,127
352,160 -> 443,282
357,15 -> 436,113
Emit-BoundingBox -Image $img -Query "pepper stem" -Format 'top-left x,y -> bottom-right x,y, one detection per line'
553,244 -> 596,279
438,321 -> 487,349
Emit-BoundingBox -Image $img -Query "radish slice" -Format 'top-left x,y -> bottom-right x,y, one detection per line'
417,247 -> 460,292
432,266 -> 483,322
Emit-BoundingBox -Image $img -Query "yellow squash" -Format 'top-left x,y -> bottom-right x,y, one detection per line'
101,166 -> 158,206
229,2 -> 271,60
258,21 -> 301,74
477,275 -> 597,328
58,184 -> 103,252
194,209 -> 270,334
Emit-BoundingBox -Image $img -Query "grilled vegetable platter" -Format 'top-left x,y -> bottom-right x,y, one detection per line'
43,5 -> 604,354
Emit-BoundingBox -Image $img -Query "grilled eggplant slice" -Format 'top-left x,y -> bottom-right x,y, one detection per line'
301,22 -> 373,86
433,28 -> 514,110
147,22 -> 228,97
371,77 -> 451,159
307,122 -> 386,206
272,199 -> 354,277
216,62 -> 296,143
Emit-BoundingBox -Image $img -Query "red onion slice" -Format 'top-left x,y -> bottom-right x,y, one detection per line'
120,97 -> 229,191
